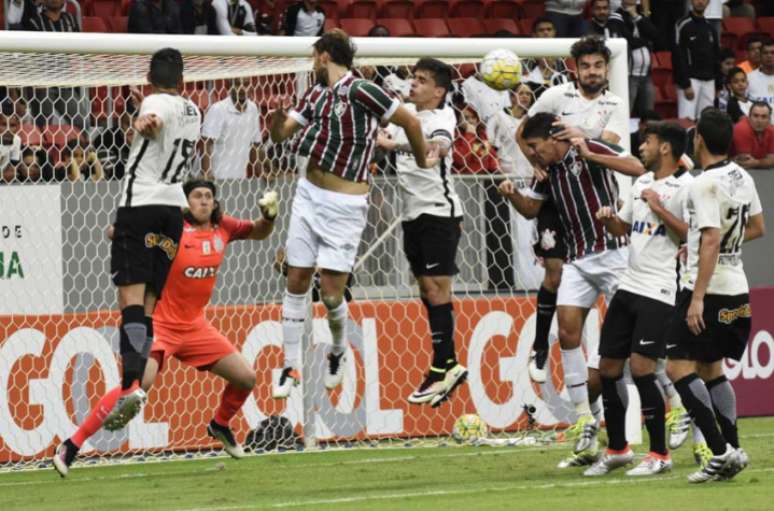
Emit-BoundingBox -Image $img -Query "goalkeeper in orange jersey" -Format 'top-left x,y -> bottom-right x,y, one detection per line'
53,180 -> 278,477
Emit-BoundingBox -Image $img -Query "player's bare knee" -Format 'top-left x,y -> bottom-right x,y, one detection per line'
599,358 -> 624,379
630,354 -> 656,378
235,371 -> 256,391
322,293 -> 343,311
557,326 -> 581,348
665,360 -> 686,382
543,268 -> 562,293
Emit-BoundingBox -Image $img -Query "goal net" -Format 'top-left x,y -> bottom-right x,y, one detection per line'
0,32 -> 630,470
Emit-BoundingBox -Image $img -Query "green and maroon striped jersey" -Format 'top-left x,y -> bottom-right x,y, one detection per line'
526,139 -> 629,262
289,72 -> 400,183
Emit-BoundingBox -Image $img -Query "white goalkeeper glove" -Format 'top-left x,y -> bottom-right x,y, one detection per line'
258,190 -> 279,221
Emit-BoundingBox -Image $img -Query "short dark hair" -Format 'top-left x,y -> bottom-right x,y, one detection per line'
764,38 -> 774,49
183,179 -> 222,224
641,109 -> 662,123
522,112 -> 558,140
531,16 -> 554,34
726,66 -> 746,84
414,57 -> 452,93
747,35 -> 765,49
149,48 -> 184,89
750,100 -> 773,115
313,29 -> 356,69
644,121 -> 687,161
570,36 -> 611,64
368,25 -> 390,37
719,47 -> 736,61
696,108 -> 733,156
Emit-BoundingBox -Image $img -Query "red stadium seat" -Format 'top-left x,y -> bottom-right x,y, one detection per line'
757,17 -> 774,35
721,32 -> 739,51
378,0 -> 414,20
521,1 -> 545,18
324,18 -> 339,31
485,0 -> 521,19
654,88 -> 677,119
455,63 -> 477,80
450,0 -> 485,18
340,18 -> 376,36
447,17 -> 486,37
319,0 -> 340,20
376,18 -> 416,37
344,0 -> 378,19
120,0 -> 132,15
415,0 -> 447,19
482,18 -> 520,36
107,15 -> 128,32
82,16 -> 109,32
722,17 -> 756,36
84,0 -> 119,18
19,124 -> 43,147
651,68 -> 672,89
653,51 -> 672,70
412,18 -> 450,37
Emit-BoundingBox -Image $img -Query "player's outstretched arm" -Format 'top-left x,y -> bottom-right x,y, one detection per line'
389,105 -> 431,168
595,205 -> 629,237
641,188 -> 689,241
247,190 -> 279,240
135,113 -> 163,139
572,138 -> 645,177
745,213 -> 765,242
497,179 -> 543,219
269,97 -> 301,144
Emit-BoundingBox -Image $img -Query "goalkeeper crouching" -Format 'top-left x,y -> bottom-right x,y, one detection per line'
53,180 -> 278,477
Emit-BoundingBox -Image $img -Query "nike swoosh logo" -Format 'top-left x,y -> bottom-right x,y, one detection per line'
426,263 -> 440,269
639,340 -> 655,345
666,344 -> 677,349
111,271 -> 119,279
561,111 -> 574,116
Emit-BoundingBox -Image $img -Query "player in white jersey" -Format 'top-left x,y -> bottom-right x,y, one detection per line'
377,58 -> 467,407
104,48 -> 202,431
588,122 -> 693,477
665,109 -> 765,483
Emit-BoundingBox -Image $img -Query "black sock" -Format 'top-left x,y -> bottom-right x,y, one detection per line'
634,374 -> 667,455
119,305 -> 147,390
534,285 -> 556,352
673,374 -> 727,455
601,375 -> 627,451
706,375 -> 739,448
425,301 -> 456,371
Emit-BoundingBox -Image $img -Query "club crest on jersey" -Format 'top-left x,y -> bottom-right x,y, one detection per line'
144,233 -> 178,260
334,101 -> 347,116
540,229 -> 557,250
184,266 -> 217,279
214,235 -> 224,253
569,160 -> 584,176
202,241 -> 211,255
718,303 -> 751,324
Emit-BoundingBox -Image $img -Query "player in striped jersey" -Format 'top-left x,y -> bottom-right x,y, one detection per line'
102,48 -> 202,432
499,112 -> 645,467
586,122 -> 693,477
269,30 -> 434,398
665,109 -> 765,483
377,58 -> 467,407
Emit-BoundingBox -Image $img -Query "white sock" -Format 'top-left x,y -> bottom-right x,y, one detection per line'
590,396 -> 602,424
692,422 -> 706,444
282,290 -> 307,369
326,299 -> 348,355
561,347 -> 591,417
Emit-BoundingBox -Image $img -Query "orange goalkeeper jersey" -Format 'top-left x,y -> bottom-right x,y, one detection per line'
154,215 -> 253,326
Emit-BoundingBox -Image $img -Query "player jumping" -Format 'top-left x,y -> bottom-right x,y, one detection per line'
53,180 -> 278,476
268,29 -> 434,398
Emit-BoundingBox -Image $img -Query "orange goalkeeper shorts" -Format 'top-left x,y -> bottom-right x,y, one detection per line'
151,319 -> 237,371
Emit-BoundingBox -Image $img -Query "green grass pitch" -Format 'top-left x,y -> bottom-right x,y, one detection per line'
3,417 -> 774,511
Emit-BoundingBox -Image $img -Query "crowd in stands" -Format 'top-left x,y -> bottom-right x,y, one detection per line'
0,0 -> 773,185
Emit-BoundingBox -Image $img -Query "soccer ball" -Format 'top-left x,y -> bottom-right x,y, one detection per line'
480,49 -> 522,91
452,414 -> 488,443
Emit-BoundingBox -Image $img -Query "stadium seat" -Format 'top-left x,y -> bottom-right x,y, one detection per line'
449,0 -> 485,18
324,18 -> 339,31
344,0 -> 378,19
757,17 -> 774,35
19,124 -> 43,147
518,17 -> 535,35
84,0 -> 119,18
482,18 -> 520,36
721,33 -> 739,51
447,17 -> 486,37
82,16 -> 109,33
651,68 -> 672,89
320,0 -> 340,20
722,17 -> 756,36
340,18 -> 376,36
521,1 -> 545,18
412,18 -> 450,37
376,18 -> 416,37
107,15 -> 128,32
653,51 -> 672,70
485,0 -> 522,19
654,86 -> 677,119
415,0 -> 447,19
120,0 -> 132,15
378,0 -> 414,20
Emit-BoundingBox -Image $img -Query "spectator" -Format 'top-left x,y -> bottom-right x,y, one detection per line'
25,0 -> 78,31
747,40 -> 774,122
650,0 -> 682,51
739,36 -> 764,74
523,17 -> 570,91
368,25 -> 390,37
724,0 -> 755,19
0,113 -> 22,181
673,0 -> 719,120
128,0 -> 182,34
453,106 -> 499,174
630,109 -> 662,150
716,67 -> 752,124
545,0 -> 588,38
94,112 -> 133,180
609,0 -> 660,115
67,141 -> 105,181
211,0 -> 258,35
718,47 -> 737,85
486,83 -> 534,179
8,0 -> 40,30
17,148 -> 42,183
201,77 -> 263,179
180,0 -> 218,35
587,0 -> 616,38
1,165 -> 16,183
283,0 -> 324,36
731,101 -> 774,169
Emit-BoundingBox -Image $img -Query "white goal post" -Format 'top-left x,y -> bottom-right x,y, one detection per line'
0,32 -> 637,470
